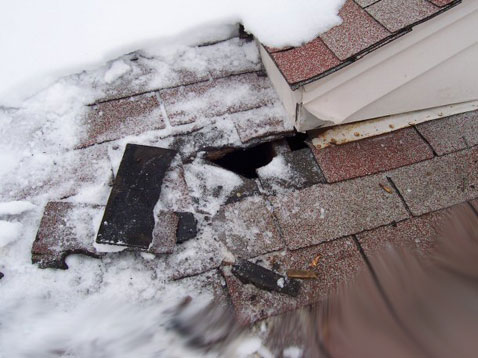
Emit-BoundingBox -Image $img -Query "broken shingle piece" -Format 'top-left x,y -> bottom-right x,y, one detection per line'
222,238 -> 365,324
96,144 -> 178,253
231,259 -> 300,297
32,202 -> 103,269
149,211 -> 180,254
257,148 -> 326,195
176,212 -> 198,244
183,159 -> 259,216
112,144 -> 177,192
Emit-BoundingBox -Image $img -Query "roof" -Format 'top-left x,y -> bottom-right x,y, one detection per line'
5,24 -> 478,354
266,0 -> 461,89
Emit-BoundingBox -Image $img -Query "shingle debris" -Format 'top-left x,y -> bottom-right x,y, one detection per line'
257,148 -> 326,195
32,202 -> 104,269
231,259 -> 301,297
222,238 -> 365,324
176,212 -> 198,244
96,144 -> 179,253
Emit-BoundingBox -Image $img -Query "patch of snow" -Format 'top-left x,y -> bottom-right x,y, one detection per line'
283,346 -> 304,358
140,252 -> 156,261
235,337 -> 263,356
257,155 -> 292,179
277,277 -> 285,288
67,183 -> 112,206
0,1 -> 345,106
93,242 -> 128,253
0,201 -> 36,216
155,154 -> 193,213
184,158 -> 244,216
257,154 -> 307,194
104,60 -> 132,84
0,221 -> 22,248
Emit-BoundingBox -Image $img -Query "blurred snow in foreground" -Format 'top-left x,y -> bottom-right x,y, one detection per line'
0,0 -> 345,106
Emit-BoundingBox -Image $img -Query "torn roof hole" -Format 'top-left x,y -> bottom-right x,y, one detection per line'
286,132 -> 310,151
211,142 -> 276,179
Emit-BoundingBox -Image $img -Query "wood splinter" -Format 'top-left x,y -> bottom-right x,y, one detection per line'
286,269 -> 318,280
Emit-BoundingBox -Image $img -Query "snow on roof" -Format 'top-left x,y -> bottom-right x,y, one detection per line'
0,0 -> 346,107
266,0 -> 461,88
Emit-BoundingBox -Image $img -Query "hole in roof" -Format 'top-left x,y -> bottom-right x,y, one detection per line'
211,142 -> 276,179
286,132 -> 309,151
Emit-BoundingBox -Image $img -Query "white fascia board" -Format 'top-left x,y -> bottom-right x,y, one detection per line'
260,0 -> 478,132
259,43 -> 303,127
310,99 -> 478,150
301,1 -> 478,129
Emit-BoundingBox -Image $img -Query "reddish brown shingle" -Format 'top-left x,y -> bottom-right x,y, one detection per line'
311,128 -> 434,183
355,0 -> 380,7
270,38 -> 342,85
160,73 -> 277,126
321,0 -> 391,60
429,0 -> 456,7
366,0 -> 439,33
32,202 -> 103,269
81,94 -> 165,148
266,0 -> 458,86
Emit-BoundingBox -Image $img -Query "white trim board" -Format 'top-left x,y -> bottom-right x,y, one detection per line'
309,100 -> 478,150
261,0 -> 478,132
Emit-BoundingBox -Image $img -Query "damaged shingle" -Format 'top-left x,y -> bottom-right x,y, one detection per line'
231,259 -> 301,297
32,202 -> 103,269
183,159 -> 259,216
257,148 -> 326,195
176,212 -> 198,244
96,144 -> 179,253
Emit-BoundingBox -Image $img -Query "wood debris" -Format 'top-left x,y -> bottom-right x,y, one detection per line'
379,183 -> 393,194
310,254 -> 321,268
286,269 -> 318,280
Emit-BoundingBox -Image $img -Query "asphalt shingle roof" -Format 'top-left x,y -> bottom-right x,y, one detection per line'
266,0 -> 461,88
